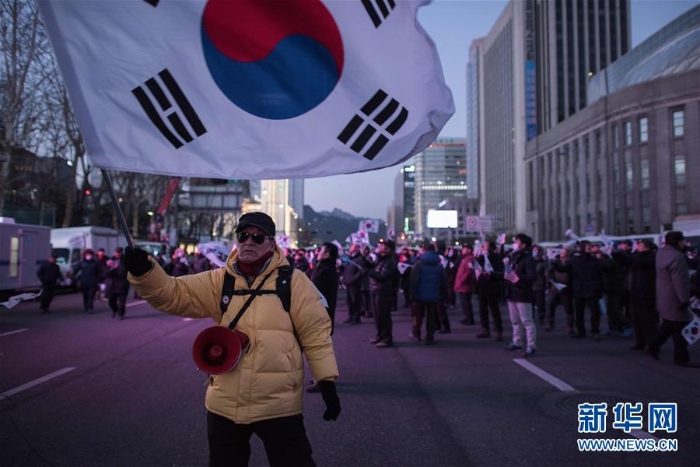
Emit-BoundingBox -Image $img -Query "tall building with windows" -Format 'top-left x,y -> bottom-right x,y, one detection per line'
466,39 -> 483,203
525,5 -> 700,241
391,163 -> 417,236
260,179 -> 304,240
470,0 -> 630,234
535,0 -> 630,132
413,138 -> 467,236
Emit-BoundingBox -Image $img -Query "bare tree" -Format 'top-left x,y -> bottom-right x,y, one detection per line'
0,0 -> 51,214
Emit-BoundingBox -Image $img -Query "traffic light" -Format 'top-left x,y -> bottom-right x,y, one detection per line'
84,188 -> 91,195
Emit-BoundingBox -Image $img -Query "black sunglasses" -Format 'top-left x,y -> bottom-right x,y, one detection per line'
237,232 -> 271,245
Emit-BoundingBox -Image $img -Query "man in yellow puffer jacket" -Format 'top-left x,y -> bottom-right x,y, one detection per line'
124,212 -> 340,467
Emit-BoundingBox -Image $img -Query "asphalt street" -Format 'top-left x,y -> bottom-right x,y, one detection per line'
1,289 -> 698,467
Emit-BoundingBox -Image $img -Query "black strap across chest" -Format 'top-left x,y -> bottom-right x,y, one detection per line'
219,266 -> 293,330
221,271 -> 273,330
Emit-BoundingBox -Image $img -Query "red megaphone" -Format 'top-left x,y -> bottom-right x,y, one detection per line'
192,326 -> 250,375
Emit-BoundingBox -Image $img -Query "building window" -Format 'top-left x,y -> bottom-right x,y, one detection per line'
639,117 -> 648,143
612,124 -> 619,149
624,121 -> 632,146
626,161 -> 633,191
641,159 -> 650,189
676,187 -> 687,216
586,175 -> 591,202
674,154 -> 685,186
672,110 -> 684,137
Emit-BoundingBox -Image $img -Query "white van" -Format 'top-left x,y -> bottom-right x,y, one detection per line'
0,217 -> 52,292
50,226 -> 127,286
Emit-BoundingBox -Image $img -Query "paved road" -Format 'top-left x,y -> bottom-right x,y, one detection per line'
1,290 -> 698,467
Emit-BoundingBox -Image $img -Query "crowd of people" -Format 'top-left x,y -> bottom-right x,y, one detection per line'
37,225 -> 699,367
32,212 -> 699,465
36,245 -> 218,316
324,230 -> 698,367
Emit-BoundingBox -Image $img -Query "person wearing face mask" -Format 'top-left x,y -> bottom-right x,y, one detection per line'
123,211 -> 340,466
105,247 -> 130,319
504,234 -> 538,356
72,249 -> 103,314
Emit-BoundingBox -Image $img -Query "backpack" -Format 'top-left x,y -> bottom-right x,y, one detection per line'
219,265 -> 292,316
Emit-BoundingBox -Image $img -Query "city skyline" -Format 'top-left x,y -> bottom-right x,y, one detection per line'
304,0 -> 698,221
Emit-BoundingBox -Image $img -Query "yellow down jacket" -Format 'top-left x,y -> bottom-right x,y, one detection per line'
128,247 -> 339,424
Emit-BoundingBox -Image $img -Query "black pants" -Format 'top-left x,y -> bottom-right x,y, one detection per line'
458,292 -> 474,322
574,297 -> 601,335
629,302 -> 658,348
346,285 -> 362,322
372,293 -> 394,343
478,293 -> 502,333
547,292 -> 573,329
606,294 -> 630,332
207,412 -> 315,467
361,290 -> 371,315
411,301 -> 438,339
39,284 -> 57,311
532,290 -> 546,322
109,289 -> 129,316
81,285 -> 98,311
648,319 -> 690,364
436,300 -> 450,331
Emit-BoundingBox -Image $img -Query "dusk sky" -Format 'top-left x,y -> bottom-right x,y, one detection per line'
304,0 -> 699,220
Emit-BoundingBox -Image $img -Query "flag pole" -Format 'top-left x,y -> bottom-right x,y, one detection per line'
101,168 -> 135,249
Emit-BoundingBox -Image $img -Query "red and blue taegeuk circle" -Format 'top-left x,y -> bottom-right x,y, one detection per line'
201,0 -> 344,120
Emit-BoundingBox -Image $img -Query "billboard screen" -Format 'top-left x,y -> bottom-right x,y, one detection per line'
427,210 -> 458,228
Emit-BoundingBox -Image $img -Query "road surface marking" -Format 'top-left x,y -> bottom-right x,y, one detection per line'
0,328 -> 28,337
513,360 -> 661,441
0,367 -> 75,400
126,300 -> 146,308
513,358 -> 577,392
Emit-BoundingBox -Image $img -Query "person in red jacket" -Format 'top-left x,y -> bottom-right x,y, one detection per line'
454,244 -> 477,325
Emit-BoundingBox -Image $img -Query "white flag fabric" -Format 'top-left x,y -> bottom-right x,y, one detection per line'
275,234 -> 291,250
682,314 -> 700,345
196,242 -> 232,268
359,219 -> 379,233
0,291 -> 42,309
38,0 -> 454,179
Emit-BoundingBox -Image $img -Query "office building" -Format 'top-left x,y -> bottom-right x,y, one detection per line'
413,138 -> 467,236
470,0 -> 630,233
525,5 -> 700,240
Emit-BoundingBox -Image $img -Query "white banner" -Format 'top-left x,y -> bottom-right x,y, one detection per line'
38,0 -> 454,179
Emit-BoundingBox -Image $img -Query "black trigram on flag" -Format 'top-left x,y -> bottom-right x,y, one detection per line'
361,0 -> 396,28
337,89 -> 408,161
143,0 -> 159,6
132,69 -> 207,149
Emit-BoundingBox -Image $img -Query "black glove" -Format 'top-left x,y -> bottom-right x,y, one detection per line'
318,380 -> 341,421
123,247 -> 152,277
679,302 -> 689,311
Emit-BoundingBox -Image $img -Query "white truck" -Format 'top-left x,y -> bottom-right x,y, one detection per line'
50,226 -> 127,287
0,217 -> 52,293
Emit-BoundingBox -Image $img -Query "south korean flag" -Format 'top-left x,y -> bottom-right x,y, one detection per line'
682,313 -> 700,346
38,0 -> 454,180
